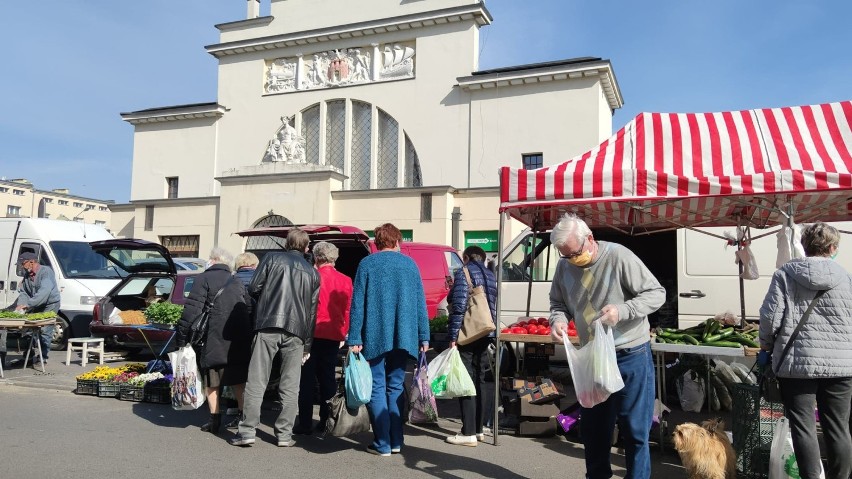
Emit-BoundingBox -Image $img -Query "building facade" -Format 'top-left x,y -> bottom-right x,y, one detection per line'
1,178 -> 112,229
113,0 -> 623,257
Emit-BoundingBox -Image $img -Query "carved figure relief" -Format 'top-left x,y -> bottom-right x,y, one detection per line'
262,116 -> 306,163
264,41 -> 414,94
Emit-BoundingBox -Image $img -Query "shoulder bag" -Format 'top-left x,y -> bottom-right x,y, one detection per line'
187,277 -> 233,349
323,364 -> 371,437
760,289 -> 826,403
456,265 -> 496,346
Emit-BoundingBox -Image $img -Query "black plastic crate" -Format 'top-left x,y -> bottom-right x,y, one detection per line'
731,383 -> 785,479
75,379 -> 99,396
97,380 -> 121,398
143,382 -> 171,404
119,384 -> 145,402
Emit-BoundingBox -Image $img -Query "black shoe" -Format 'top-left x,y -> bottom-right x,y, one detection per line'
200,414 -> 221,434
225,414 -> 241,430
229,435 -> 255,447
292,424 -> 314,436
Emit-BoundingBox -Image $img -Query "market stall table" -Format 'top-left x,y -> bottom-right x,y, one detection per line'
0,319 -> 57,377
492,332 -> 578,445
131,325 -> 177,373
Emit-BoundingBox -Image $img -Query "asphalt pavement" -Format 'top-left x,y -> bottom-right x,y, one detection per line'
0,349 -> 691,478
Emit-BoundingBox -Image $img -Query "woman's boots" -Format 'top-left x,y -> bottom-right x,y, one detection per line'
201,413 -> 221,434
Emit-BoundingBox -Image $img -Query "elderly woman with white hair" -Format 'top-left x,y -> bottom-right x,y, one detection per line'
293,241 -> 353,435
176,247 -> 253,435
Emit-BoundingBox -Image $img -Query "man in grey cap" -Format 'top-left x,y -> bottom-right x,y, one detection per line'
10,252 -> 61,367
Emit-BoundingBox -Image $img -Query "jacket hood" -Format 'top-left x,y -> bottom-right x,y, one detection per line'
781,257 -> 847,290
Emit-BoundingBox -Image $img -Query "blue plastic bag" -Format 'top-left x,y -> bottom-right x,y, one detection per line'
344,351 -> 373,408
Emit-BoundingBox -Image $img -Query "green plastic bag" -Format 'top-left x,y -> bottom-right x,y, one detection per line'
427,347 -> 475,398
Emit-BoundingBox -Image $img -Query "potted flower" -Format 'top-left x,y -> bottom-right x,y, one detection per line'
144,302 -> 184,330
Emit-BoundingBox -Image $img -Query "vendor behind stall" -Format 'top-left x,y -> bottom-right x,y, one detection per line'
8,252 -> 61,367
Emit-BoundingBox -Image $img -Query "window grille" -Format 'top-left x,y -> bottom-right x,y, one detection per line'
325,100 -> 345,171
420,193 -> 432,223
377,110 -> 399,189
144,205 -> 154,231
404,134 -> 422,187
245,214 -> 295,253
350,101 -> 372,190
302,105 -> 320,164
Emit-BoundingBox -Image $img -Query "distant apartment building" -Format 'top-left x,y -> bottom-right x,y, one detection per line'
1,178 -> 113,230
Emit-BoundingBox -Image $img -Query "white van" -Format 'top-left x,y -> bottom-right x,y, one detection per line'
0,218 -> 121,349
499,222 -> 852,330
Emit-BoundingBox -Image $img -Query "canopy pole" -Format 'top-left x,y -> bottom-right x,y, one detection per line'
493,210 -> 507,446
525,230 -> 537,316
737,219 -> 746,325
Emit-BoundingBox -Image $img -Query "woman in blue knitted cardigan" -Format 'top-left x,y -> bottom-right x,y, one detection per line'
347,223 -> 430,457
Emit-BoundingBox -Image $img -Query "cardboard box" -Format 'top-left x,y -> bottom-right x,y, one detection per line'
519,417 -> 558,436
529,379 -> 566,405
517,392 -> 561,417
501,377 -> 539,392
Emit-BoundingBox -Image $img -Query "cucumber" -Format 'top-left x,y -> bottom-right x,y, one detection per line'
702,340 -> 742,348
704,328 -> 735,343
655,336 -> 667,344
730,334 -> 759,348
681,334 -> 699,345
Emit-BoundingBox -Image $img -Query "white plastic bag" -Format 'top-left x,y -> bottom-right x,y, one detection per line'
776,224 -> 806,269
735,245 -> 759,280
168,345 -> 205,410
676,370 -> 705,412
562,321 -> 624,408
426,347 -> 475,398
769,416 -> 824,479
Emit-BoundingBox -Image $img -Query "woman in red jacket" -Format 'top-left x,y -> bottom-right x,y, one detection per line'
294,241 -> 353,434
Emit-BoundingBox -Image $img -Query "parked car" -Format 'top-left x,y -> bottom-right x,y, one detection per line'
175,257 -> 207,270
174,259 -> 200,271
237,224 -> 462,318
88,239 -> 199,352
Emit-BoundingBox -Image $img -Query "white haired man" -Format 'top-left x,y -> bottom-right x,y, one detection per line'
548,213 -> 665,479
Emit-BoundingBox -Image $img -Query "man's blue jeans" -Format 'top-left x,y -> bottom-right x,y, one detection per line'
366,349 -> 409,454
581,341 -> 654,479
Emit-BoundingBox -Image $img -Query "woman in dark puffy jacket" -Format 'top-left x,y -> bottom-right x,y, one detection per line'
176,247 -> 253,434
233,252 -> 258,287
445,245 -> 498,447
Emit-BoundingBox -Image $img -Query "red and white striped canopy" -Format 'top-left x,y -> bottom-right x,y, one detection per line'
499,101 -> 852,232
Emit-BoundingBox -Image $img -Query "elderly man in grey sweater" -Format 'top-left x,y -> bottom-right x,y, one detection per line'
549,213 -> 664,479
12,252 -> 61,366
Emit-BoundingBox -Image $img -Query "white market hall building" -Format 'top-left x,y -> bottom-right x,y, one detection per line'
112,0 -> 623,258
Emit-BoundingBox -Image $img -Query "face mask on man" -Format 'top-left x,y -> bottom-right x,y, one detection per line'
567,250 -> 593,267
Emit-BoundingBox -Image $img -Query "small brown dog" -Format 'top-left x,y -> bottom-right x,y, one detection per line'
672,418 -> 736,479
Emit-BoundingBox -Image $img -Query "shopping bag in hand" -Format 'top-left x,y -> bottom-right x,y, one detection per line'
562,321 -> 624,408
168,345 -> 205,410
427,347 -> 475,398
344,351 -> 372,408
769,416 -> 824,479
408,352 -> 439,423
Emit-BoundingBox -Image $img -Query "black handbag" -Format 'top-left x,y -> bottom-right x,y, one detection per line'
187,279 -> 231,348
759,289 -> 826,403
323,368 -> 371,437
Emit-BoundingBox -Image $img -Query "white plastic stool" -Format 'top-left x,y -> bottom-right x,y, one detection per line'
66,337 -> 105,366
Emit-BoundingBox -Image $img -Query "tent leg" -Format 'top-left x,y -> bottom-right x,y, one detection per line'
493,211 -> 507,446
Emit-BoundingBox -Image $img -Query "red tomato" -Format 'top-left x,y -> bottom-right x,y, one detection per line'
511,327 -> 526,334
517,321 -> 527,327
526,325 -> 538,334
540,320 -> 550,327
545,327 -> 552,335
537,325 -> 549,335
538,317 -> 548,322
567,329 -> 578,337
500,328 -> 510,334
568,320 -> 576,330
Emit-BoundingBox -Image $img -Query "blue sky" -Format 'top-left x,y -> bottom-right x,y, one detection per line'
1,1 -> 850,204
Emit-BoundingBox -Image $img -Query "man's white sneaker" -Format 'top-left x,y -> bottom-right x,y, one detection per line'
476,433 -> 486,442
445,434 -> 477,447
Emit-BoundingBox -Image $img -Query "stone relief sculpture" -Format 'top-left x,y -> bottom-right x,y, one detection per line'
263,41 -> 414,94
262,116 -> 306,163
380,43 -> 415,79
266,59 -> 297,93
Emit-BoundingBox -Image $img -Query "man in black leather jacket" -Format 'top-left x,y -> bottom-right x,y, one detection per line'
231,228 -> 320,448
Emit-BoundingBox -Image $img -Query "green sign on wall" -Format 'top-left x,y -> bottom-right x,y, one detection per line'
464,230 -> 498,252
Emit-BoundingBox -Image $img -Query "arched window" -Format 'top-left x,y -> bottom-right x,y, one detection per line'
245,214 -> 294,252
284,100 -> 422,190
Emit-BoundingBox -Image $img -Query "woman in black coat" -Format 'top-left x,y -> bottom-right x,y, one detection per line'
176,247 -> 253,434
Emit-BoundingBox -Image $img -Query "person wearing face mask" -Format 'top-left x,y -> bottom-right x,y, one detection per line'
548,213 -> 664,479
10,252 -> 61,368
758,222 -> 852,479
